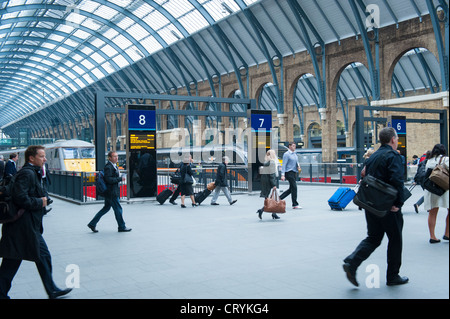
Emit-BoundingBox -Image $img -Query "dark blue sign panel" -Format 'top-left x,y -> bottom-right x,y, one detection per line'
128,109 -> 156,131
390,118 -> 406,135
251,113 -> 272,132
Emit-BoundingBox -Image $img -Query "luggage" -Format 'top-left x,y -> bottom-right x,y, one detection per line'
157,188 -> 173,205
195,188 -> 211,205
328,187 -> 356,211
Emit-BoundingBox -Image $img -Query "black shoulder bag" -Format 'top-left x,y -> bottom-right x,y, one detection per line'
353,150 -> 399,218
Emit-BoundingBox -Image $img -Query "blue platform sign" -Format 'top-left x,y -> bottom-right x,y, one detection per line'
251,112 -> 272,132
128,109 -> 156,131
388,116 -> 406,135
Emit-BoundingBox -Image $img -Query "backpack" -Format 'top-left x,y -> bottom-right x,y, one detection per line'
0,175 -> 25,224
95,170 -> 107,196
414,159 -> 428,189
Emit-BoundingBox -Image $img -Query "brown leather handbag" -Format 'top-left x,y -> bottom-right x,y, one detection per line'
264,187 -> 286,213
429,156 -> 449,191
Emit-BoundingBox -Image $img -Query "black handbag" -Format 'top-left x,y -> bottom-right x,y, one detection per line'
353,150 -> 399,218
170,172 -> 181,185
183,173 -> 193,185
423,168 -> 446,196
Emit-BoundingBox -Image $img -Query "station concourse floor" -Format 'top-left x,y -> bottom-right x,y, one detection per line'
5,183 -> 449,300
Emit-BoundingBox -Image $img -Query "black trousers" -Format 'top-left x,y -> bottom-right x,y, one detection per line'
344,210 -> 404,281
0,234 -> 57,299
279,171 -> 298,206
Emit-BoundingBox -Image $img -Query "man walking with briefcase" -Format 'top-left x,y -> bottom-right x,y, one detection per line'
343,127 -> 409,287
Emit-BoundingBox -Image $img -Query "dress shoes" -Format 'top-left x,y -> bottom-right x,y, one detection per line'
49,288 -> 72,299
118,227 -> 132,232
169,200 -> 177,205
211,203 -> 219,206
386,275 -> 409,286
87,224 -> 98,233
443,235 -> 449,241
343,263 -> 359,287
230,200 -> 237,205
429,238 -> 441,244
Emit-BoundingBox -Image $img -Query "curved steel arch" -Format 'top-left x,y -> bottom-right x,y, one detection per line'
0,51 -> 95,85
0,28 -> 122,71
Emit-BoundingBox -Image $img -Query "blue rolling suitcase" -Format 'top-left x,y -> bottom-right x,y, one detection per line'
328,187 -> 356,211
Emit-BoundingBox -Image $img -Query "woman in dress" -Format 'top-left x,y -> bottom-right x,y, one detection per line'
257,149 -> 280,220
180,155 -> 197,208
423,144 -> 449,243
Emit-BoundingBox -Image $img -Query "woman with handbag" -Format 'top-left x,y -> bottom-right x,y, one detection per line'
423,144 -> 449,243
180,155 -> 197,208
257,149 -> 281,220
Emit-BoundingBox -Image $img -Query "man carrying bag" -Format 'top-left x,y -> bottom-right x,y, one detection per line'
343,127 -> 408,287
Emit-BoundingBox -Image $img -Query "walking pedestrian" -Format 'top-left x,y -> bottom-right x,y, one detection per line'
279,142 -> 301,209
87,151 -> 131,233
210,156 -> 237,206
256,149 -> 280,220
3,153 -> 18,182
343,127 -> 408,287
413,150 -> 431,213
180,155 -> 196,208
0,145 -> 72,299
423,144 -> 449,244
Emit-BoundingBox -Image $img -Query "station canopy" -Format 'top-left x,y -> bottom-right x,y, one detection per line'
0,0 -> 442,136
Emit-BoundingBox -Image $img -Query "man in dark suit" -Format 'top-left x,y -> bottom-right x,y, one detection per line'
3,153 -> 18,181
0,145 -> 72,299
210,156 -> 237,206
87,151 -> 131,233
0,155 -> 5,182
343,127 -> 408,287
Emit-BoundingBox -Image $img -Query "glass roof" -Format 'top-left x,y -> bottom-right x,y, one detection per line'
0,0 -> 259,126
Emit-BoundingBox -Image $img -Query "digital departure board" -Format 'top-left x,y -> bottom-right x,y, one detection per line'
129,132 -> 156,150
127,104 -> 157,198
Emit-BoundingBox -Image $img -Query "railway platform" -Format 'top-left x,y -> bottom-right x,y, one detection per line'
4,183 -> 448,300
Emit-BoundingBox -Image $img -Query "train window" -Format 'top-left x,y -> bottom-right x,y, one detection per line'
80,148 -> 95,158
63,148 -> 79,159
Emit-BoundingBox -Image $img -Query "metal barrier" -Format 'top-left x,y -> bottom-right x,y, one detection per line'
48,163 -> 415,203
48,165 -> 249,203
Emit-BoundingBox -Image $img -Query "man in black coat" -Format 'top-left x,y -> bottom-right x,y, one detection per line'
0,145 -> 72,299
0,155 -> 4,182
343,127 -> 408,287
3,153 -> 18,181
210,156 -> 237,206
87,151 -> 131,233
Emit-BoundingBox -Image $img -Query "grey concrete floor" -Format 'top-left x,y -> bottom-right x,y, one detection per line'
4,183 -> 449,300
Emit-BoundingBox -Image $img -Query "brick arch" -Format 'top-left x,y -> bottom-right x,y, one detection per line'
254,81 -> 276,110
385,46 -> 440,92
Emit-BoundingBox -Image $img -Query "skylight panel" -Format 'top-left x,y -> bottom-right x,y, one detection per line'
143,10 -> 170,30
90,52 -> 105,64
91,68 -> 104,79
127,23 -> 150,41
112,55 -> 129,68
112,34 -> 133,49
80,59 -> 95,70
179,10 -> 209,33
93,4 -> 119,21
100,44 -> 118,57
163,0 -> 194,19
140,36 -> 164,53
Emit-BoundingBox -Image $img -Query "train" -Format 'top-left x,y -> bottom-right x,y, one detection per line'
0,139 -> 96,172
0,140 -> 248,172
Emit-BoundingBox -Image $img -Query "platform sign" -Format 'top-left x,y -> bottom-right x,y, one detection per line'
388,115 -> 407,180
248,109 -> 272,192
126,104 -> 157,198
